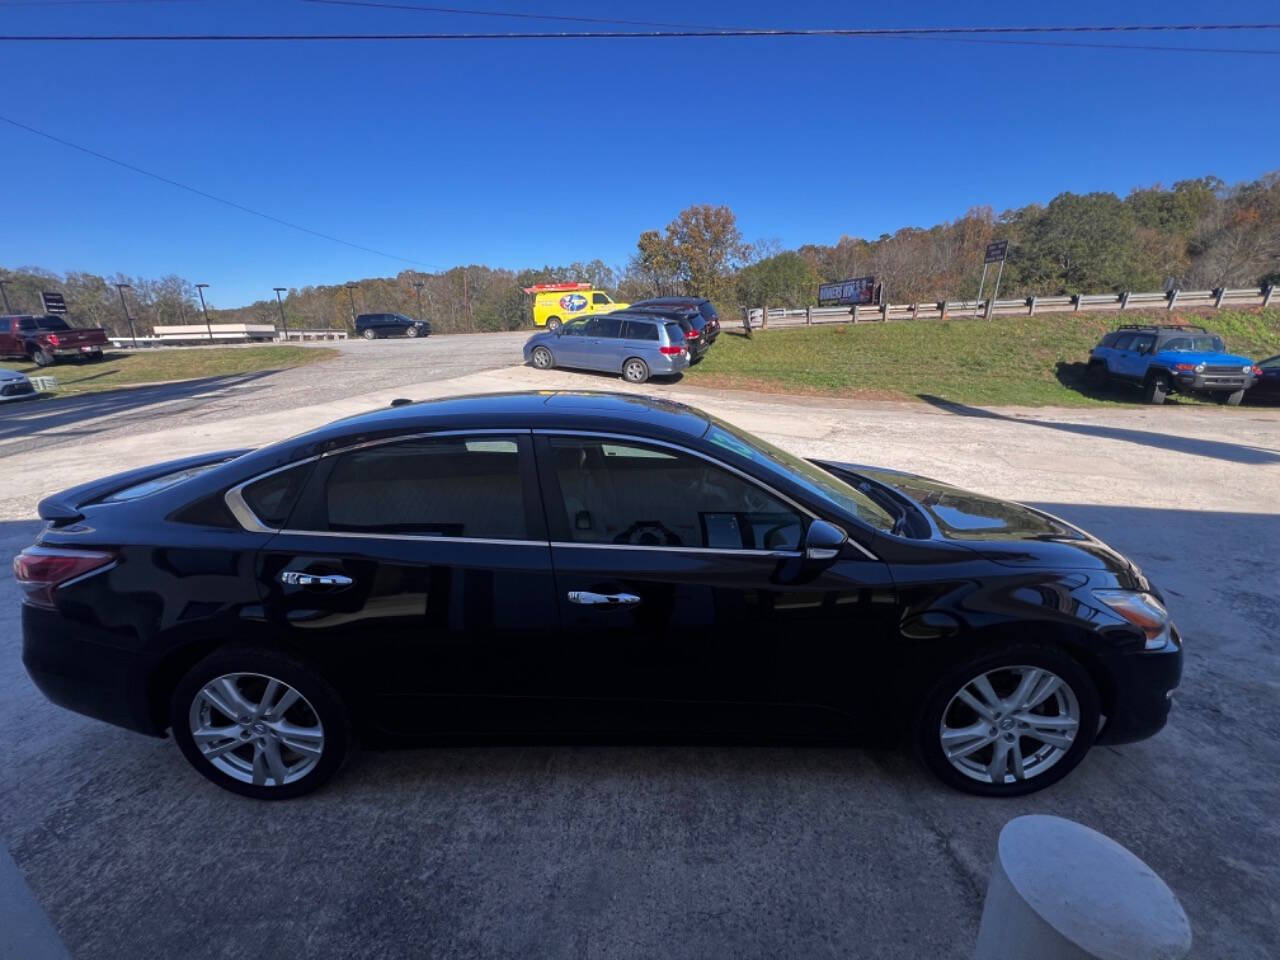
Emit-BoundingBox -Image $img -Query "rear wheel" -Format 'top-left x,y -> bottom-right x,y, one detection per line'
531,346 -> 554,370
1143,373 -> 1169,405
545,317 -> 562,332
916,645 -> 1099,797
170,646 -> 350,800
361,328 -> 377,340
31,348 -> 54,367
1222,389 -> 1244,406
622,357 -> 650,384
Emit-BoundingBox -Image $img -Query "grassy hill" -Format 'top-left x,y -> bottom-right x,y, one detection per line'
685,310 -> 1280,407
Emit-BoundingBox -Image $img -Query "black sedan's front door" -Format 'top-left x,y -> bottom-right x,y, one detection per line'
532,433 -> 897,736
250,432 -> 563,736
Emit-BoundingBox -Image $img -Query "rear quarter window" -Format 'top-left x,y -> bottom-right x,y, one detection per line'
240,463 -> 315,528
664,322 -> 685,342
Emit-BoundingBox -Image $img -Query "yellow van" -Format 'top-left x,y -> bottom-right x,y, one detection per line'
523,283 -> 629,331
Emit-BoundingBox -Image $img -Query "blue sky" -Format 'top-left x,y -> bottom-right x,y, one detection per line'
1,0 -> 1278,307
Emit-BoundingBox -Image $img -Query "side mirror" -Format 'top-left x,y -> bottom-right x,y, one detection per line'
803,519 -> 848,562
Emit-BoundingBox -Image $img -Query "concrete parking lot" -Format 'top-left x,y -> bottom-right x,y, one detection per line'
1,351 -> 1278,958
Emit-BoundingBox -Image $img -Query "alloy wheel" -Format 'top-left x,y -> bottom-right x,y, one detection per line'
623,359 -> 648,383
938,665 -> 1080,786
188,672 -> 325,787
532,346 -> 553,369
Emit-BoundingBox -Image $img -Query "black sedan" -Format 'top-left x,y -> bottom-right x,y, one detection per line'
17,392 -> 1181,800
1249,355 -> 1280,402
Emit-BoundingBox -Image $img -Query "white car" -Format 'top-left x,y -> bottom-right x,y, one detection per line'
0,367 -> 37,402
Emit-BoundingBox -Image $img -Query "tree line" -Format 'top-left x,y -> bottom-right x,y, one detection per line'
2,170 -> 1276,338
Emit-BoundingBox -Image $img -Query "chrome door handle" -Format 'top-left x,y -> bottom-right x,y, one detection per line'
280,571 -> 354,588
567,590 -> 640,607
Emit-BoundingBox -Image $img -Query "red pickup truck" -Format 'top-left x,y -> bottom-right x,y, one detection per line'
0,314 -> 109,366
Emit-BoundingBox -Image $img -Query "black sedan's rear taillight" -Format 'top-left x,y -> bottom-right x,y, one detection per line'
13,546 -> 117,608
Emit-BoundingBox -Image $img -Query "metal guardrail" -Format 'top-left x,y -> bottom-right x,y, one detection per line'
749,285 -> 1276,328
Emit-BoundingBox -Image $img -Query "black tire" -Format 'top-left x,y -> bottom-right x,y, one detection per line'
531,346 -> 554,370
545,317 -> 562,333
170,645 -> 351,800
1086,362 -> 1108,389
361,328 -> 377,341
1222,389 -> 1244,406
622,356 -> 650,384
1143,373 -> 1169,405
31,348 -> 55,367
915,643 -> 1099,798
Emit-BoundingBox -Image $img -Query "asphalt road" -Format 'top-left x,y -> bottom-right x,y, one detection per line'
0,332 -> 530,459
1,355 -> 1278,958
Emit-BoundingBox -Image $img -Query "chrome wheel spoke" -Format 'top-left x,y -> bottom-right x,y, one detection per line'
1009,739 -> 1026,780
1022,673 -> 1063,711
955,688 -> 996,722
215,677 -> 256,719
268,687 -> 300,720
255,679 -> 281,718
261,736 -> 288,785
1007,668 -> 1044,711
251,743 -> 269,786
986,739 -> 1012,783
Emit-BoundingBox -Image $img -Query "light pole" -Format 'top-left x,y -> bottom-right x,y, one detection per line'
195,283 -> 213,342
411,280 -> 426,323
345,282 -> 359,325
0,279 -> 13,313
114,282 -> 138,348
273,287 -> 289,341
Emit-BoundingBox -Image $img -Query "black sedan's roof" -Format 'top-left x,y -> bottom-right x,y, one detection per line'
301,391 -> 713,451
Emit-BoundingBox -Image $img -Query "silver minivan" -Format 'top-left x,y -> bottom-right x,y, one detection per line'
523,313 -> 691,384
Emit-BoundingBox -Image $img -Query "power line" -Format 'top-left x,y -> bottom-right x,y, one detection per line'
2,22 -> 1280,43
301,0 -> 727,30
0,113 -> 440,269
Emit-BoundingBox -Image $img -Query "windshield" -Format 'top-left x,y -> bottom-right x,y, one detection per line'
1161,335 -> 1225,352
704,418 -> 895,532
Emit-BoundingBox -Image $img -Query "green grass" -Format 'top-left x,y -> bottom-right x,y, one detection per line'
686,310 -> 1280,407
11,346 -> 339,397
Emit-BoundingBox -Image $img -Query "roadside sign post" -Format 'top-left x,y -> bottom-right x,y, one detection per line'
273,287 -> 289,341
196,283 -> 213,342
980,241 -> 1009,320
114,282 -> 138,348
40,291 -> 68,315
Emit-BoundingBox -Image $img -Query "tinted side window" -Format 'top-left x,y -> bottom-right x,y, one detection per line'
312,436 -> 527,539
1131,334 -> 1155,354
549,437 -> 804,551
593,316 -> 623,339
17,318 -> 36,331
664,322 -> 685,343
241,463 -> 315,528
622,320 -> 658,341
698,302 -> 717,320
0,318 -> 9,333
592,293 -> 610,305
36,317 -> 70,331
1111,334 -> 1134,350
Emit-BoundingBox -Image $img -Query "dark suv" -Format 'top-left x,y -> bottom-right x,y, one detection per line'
630,297 -> 721,344
355,313 -> 430,340
1087,324 -> 1259,405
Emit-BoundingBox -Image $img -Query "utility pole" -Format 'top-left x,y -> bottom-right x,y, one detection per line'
411,280 -> 426,323
273,287 -> 289,341
115,282 -> 138,348
195,283 -> 213,342
0,279 -> 13,313
345,282 -> 359,325
463,270 -> 471,333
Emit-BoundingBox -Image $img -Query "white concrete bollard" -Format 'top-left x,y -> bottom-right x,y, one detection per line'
973,815 -> 1191,960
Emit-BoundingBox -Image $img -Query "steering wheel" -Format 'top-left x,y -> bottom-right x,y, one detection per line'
613,520 -> 683,547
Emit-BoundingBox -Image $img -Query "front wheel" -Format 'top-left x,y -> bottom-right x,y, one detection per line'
915,645 -> 1099,797
405,325 -> 419,338
170,646 -> 351,800
1222,389 -> 1244,406
622,357 -> 650,384
1144,373 -> 1169,405
361,328 -> 377,340
531,346 -> 554,370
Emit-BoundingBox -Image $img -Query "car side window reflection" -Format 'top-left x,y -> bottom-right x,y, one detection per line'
307,437 -> 528,539
549,437 -> 804,550
561,320 -> 589,337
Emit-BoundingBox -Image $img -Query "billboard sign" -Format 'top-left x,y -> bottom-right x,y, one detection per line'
818,276 -> 878,305
984,241 -> 1009,264
41,291 -> 68,315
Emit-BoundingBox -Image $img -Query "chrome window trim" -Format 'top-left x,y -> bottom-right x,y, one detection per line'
224,455 -> 322,535
272,529 -> 546,548
550,541 -> 800,559
535,429 -> 880,561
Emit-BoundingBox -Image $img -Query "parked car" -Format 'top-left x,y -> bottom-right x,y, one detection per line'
18,391 -> 1181,800
1086,323 -> 1258,405
1248,355 -> 1280,403
0,314 -> 108,366
523,313 -> 691,383
630,296 -> 721,343
355,312 -> 430,340
610,308 -> 708,363
0,367 -> 37,401
524,283 -> 629,332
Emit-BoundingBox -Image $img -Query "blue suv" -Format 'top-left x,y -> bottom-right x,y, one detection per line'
1087,324 -> 1259,405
